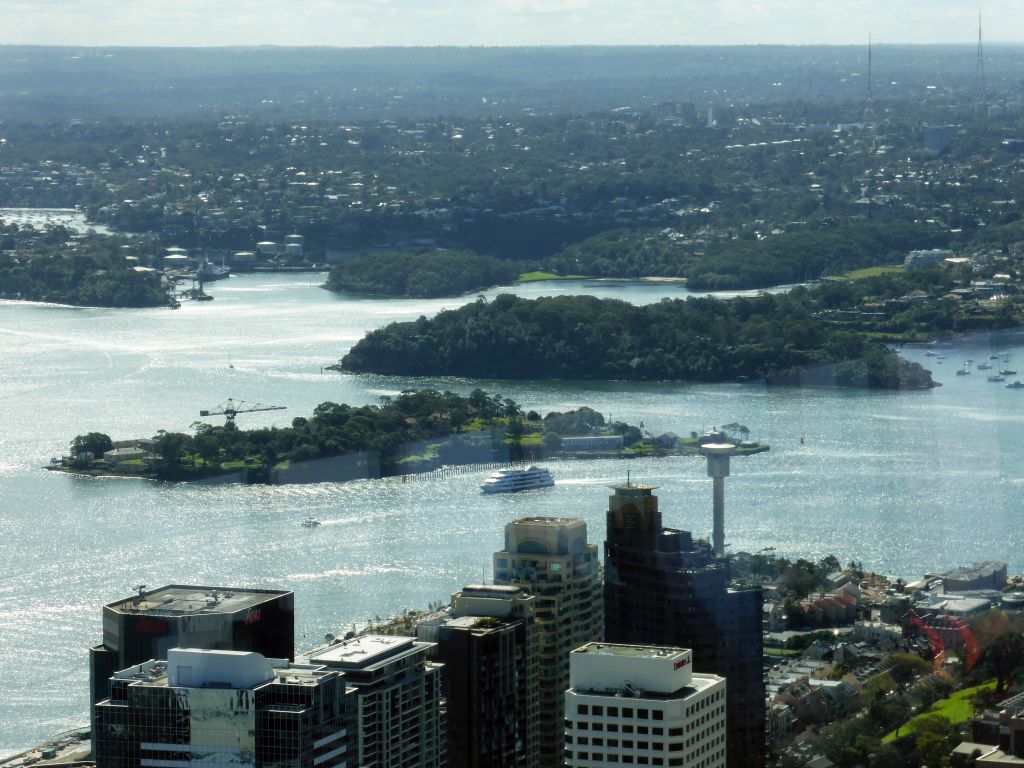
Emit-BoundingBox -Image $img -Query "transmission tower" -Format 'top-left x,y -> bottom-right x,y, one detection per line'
975,12 -> 986,107
863,34 -> 875,125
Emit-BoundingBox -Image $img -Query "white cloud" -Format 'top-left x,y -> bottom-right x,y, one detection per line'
0,0 -> 1019,46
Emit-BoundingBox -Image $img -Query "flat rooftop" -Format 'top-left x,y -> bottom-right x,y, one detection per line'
307,634 -> 419,669
609,483 -> 658,492
112,658 -> 325,690
512,516 -> 584,527
107,585 -> 291,616
575,643 -> 687,660
569,674 -> 723,700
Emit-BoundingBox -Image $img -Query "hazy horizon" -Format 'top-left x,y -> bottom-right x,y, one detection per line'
0,1 -> 1021,48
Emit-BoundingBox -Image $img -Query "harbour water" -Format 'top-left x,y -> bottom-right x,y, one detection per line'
1,274 -> 1023,757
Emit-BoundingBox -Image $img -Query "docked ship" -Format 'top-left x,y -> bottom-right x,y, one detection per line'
197,261 -> 230,282
480,466 -> 555,494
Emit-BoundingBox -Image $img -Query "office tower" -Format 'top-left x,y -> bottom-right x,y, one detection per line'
604,483 -> 764,768
302,634 -> 445,768
94,648 -> 354,767
493,517 -> 604,767
565,643 -> 726,768
418,584 -> 539,768
89,584 -> 294,735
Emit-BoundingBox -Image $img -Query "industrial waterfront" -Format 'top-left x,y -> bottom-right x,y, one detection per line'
1,273 -> 1022,758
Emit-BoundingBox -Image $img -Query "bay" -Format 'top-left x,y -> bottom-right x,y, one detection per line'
1,274 -> 1022,757
0,208 -> 122,237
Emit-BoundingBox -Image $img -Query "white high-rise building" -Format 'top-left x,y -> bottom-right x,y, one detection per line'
493,517 -> 603,768
564,643 -> 726,768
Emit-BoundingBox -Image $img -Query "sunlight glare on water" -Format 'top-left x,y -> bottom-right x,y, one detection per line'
0,274 -> 1022,756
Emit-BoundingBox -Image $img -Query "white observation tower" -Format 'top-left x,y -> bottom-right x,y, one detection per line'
700,443 -> 736,558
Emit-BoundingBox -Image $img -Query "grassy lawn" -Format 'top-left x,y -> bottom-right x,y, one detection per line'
826,265 -> 905,281
882,679 -> 997,743
516,271 -> 588,282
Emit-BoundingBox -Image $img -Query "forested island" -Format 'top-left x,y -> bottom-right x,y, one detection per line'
337,280 -> 940,389
325,249 -> 520,298
59,390 -> 730,484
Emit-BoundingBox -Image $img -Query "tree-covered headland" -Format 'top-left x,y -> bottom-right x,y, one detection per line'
0,224 -> 167,307
325,249 -> 520,298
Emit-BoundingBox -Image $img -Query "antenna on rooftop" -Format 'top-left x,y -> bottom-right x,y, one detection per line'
131,583 -> 147,609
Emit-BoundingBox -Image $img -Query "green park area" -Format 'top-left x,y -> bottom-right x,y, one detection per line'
882,679 -> 997,743
516,271 -> 588,282
826,265 -> 905,281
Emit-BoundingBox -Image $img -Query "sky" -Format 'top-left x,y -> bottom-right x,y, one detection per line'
0,1 -> 1020,48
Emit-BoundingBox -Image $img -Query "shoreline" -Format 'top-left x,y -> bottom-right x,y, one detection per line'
43,442 -> 770,485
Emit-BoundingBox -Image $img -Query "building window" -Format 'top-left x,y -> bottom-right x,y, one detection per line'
578,704 -> 589,715
608,706 -> 619,717
623,708 -> 634,718
593,705 -> 603,716
653,710 -> 664,721
637,709 -> 649,719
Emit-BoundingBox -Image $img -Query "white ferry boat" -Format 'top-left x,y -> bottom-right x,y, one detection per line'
480,466 -> 555,494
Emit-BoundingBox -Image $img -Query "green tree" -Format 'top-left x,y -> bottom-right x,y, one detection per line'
70,432 -> 113,458
979,632 -> 1024,694
154,432 -> 194,470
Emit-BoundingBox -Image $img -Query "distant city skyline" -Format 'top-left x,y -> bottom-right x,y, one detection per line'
0,1 -> 1021,48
